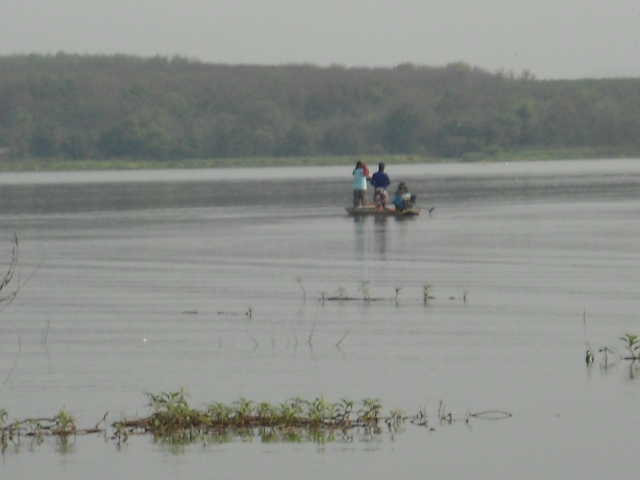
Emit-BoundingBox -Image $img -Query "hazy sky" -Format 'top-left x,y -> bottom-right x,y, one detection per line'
1,0 -> 638,79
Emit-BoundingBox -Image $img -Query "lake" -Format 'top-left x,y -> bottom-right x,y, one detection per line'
0,159 -> 639,479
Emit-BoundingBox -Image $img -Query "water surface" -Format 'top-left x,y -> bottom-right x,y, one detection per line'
1,159 -> 639,479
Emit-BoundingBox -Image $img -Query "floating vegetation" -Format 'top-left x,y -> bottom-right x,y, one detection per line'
586,333 -> 640,365
112,391 -> 396,446
323,284 -> 384,302
114,392 -> 510,446
619,333 -> 640,360
0,391 -> 511,451
312,280 -> 467,305
0,407 -> 106,452
585,333 -> 640,379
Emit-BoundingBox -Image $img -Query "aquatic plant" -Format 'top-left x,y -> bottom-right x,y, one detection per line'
359,398 -> 382,423
620,333 -> 640,360
314,280 -> 462,304
53,407 -> 76,436
598,346 -> 618,365
0,392 -> 511,450
585,334 -> 640,379
423,284 -> 433,304
113,392 -> 432,445
394,287 -> 403,302
0,407 -> 100,452
438,401 -> 453,424
122,393 -> 396,445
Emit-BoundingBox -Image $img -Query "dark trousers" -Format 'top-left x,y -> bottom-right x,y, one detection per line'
353,190 -> 367,207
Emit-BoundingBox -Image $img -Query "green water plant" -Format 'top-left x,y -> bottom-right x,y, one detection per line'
0,408 -> 100,453
620,333 -> 640,360
53,408 -> 76,436
0,393 -> 511,450
114,393 -> 410,445
585,333 -> 640,377
359,398 -> 382,423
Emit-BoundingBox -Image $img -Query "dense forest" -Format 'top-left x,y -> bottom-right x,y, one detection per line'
0,53 -> 639,162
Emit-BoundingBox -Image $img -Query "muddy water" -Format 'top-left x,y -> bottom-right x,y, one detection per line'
0,160 -> 639,479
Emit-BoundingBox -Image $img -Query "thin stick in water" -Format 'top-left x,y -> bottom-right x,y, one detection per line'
0,335 -> 21,395
336,330 -> 349,348
308,304 -> 319,346
42,319 -> 51,345
246,332 -> 258,351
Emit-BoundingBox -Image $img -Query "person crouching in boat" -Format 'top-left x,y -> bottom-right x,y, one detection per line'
352,161 -> 370,207
393,182 -> 417,211
370,162 -> 391,209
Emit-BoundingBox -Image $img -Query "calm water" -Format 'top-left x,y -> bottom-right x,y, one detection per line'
1,160 -> 640,479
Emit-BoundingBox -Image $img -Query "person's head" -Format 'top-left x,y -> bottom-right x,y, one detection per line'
378,162 -> 385,171
355,161 -> 363,168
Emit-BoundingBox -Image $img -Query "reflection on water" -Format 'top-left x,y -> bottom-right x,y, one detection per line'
352,215 -> 419,261
374,216 -> 388,258
353,216 -> 366,261
352,215 -> 390,261
1,159 -> 640,479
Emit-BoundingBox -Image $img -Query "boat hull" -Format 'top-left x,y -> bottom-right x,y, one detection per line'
345,206 -> 421,217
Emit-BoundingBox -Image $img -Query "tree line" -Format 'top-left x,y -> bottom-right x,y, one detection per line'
0,53 -> 639,162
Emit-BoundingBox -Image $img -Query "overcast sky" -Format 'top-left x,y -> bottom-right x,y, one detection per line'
1,0 -> 638,79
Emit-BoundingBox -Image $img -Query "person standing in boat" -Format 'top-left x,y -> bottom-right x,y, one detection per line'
393,182 -> 417,211
370,162 -> 391,208
352,161 -> 370,207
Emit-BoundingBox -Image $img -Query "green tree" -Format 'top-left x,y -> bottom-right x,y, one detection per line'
30,122 -> 57,157
381,106 -> 424,153
274,124 -> 318,157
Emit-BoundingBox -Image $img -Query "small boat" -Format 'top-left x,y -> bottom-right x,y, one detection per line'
345,205 -> 422,217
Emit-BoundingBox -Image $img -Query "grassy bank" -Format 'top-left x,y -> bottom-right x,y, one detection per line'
0,147 -> 638,172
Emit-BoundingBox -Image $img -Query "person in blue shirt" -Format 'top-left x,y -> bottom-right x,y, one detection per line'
393,182 -> 417,211
370,162 -> 391,208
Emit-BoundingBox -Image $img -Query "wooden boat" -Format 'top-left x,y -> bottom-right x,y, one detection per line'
345,205 -> 422,217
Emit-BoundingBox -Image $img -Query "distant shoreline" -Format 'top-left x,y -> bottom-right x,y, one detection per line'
0,147 -> 638,172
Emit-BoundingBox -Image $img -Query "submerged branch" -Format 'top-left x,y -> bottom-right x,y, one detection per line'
0,233 -> 45,313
